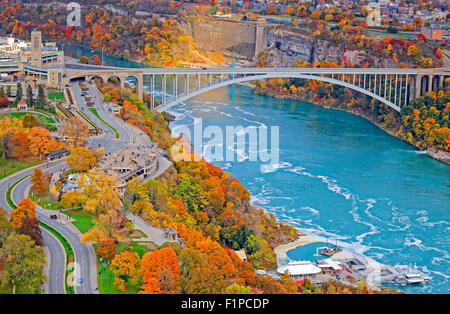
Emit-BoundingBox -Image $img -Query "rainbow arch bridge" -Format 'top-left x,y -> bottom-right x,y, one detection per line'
65,66 -> 449,113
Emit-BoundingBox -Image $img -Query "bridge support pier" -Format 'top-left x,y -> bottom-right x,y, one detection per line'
428,74 -> 433,93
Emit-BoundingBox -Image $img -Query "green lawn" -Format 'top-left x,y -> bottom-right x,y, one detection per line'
88,108 -> 120,139
1,112 -> 55,125
29,191 -> 63,211
48,91 -> 65,100
65,211 -> 95,233
0,158 -> 42,180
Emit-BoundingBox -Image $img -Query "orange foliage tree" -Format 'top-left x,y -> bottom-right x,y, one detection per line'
140,247 -> 180,294
30,168 -> 48,195
10,198 -> 36,229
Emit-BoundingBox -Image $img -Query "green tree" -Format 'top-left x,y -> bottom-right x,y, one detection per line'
174,174 -> 208,213
15,82 -> 22,104
36,85 -> 45,109
225,283 -> 253,294
0,234 -> 46,294
6,86 -> 11,97
0,87 -> 4,98
26,85 -> 33,107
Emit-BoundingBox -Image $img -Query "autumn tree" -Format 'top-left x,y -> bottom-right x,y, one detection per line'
10,132 -> 30,160
140,247 -> 180,294
96,237 -> 117,260
110,251 -> 141,291
66,147 -> 103,172
22,114 -> 38,129
19,217 -> 43,246
60,191 -> 80,209
81,225 -> 108,243
76,170 -> 121,216
0,234 -> 46,294
92,54 -> 101,66
30,168 -> 48,195
28,127 -> 57,159
10,198 -> 36,229
0,207 -> 13,247
185,266 -> 225,294
59,116 -> 89,149
279,270 -> 298,294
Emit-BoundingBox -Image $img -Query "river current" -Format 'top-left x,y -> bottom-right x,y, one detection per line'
64,45 -> 450,293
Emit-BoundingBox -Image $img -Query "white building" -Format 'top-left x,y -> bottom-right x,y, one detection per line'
277,261 -> 322,280
316,258 -> 343,273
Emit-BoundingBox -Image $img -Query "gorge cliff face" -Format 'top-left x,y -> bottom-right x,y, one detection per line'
179,19 -> 381,67
263,27 -> 382,67
179,18 -> 260,61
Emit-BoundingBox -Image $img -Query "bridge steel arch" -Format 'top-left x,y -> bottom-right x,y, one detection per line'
156,72 -> 405,112
64,66 -> 448,113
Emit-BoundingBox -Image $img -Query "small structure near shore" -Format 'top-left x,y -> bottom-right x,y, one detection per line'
316,258 -> 343,273
277,261 -> 322,280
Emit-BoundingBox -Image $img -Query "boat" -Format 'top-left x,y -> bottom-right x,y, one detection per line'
319,239 -> 342,257
394,264 -> 431,285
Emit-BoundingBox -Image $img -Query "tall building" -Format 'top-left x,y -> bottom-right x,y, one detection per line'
30,30 -> 42,67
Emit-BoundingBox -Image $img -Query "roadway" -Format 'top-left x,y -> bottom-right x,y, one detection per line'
11,169 -> 97,294
70,81 -> 132,153
0,161 -> 66,294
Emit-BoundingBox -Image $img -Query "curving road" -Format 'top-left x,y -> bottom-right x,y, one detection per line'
0,161 -> 67,294
11,170 -> 97,294
71,81 -> 131,153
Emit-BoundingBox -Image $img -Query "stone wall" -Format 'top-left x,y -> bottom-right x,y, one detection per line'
179,18 -> 259,60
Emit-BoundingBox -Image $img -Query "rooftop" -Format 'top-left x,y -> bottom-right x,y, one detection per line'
277,261 -> 322,276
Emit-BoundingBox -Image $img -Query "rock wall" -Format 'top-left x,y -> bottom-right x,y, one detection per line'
179,20 -> 393,67
263,27 -> 391,67
179,18 -> 259,60
264,28 -> 315,66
